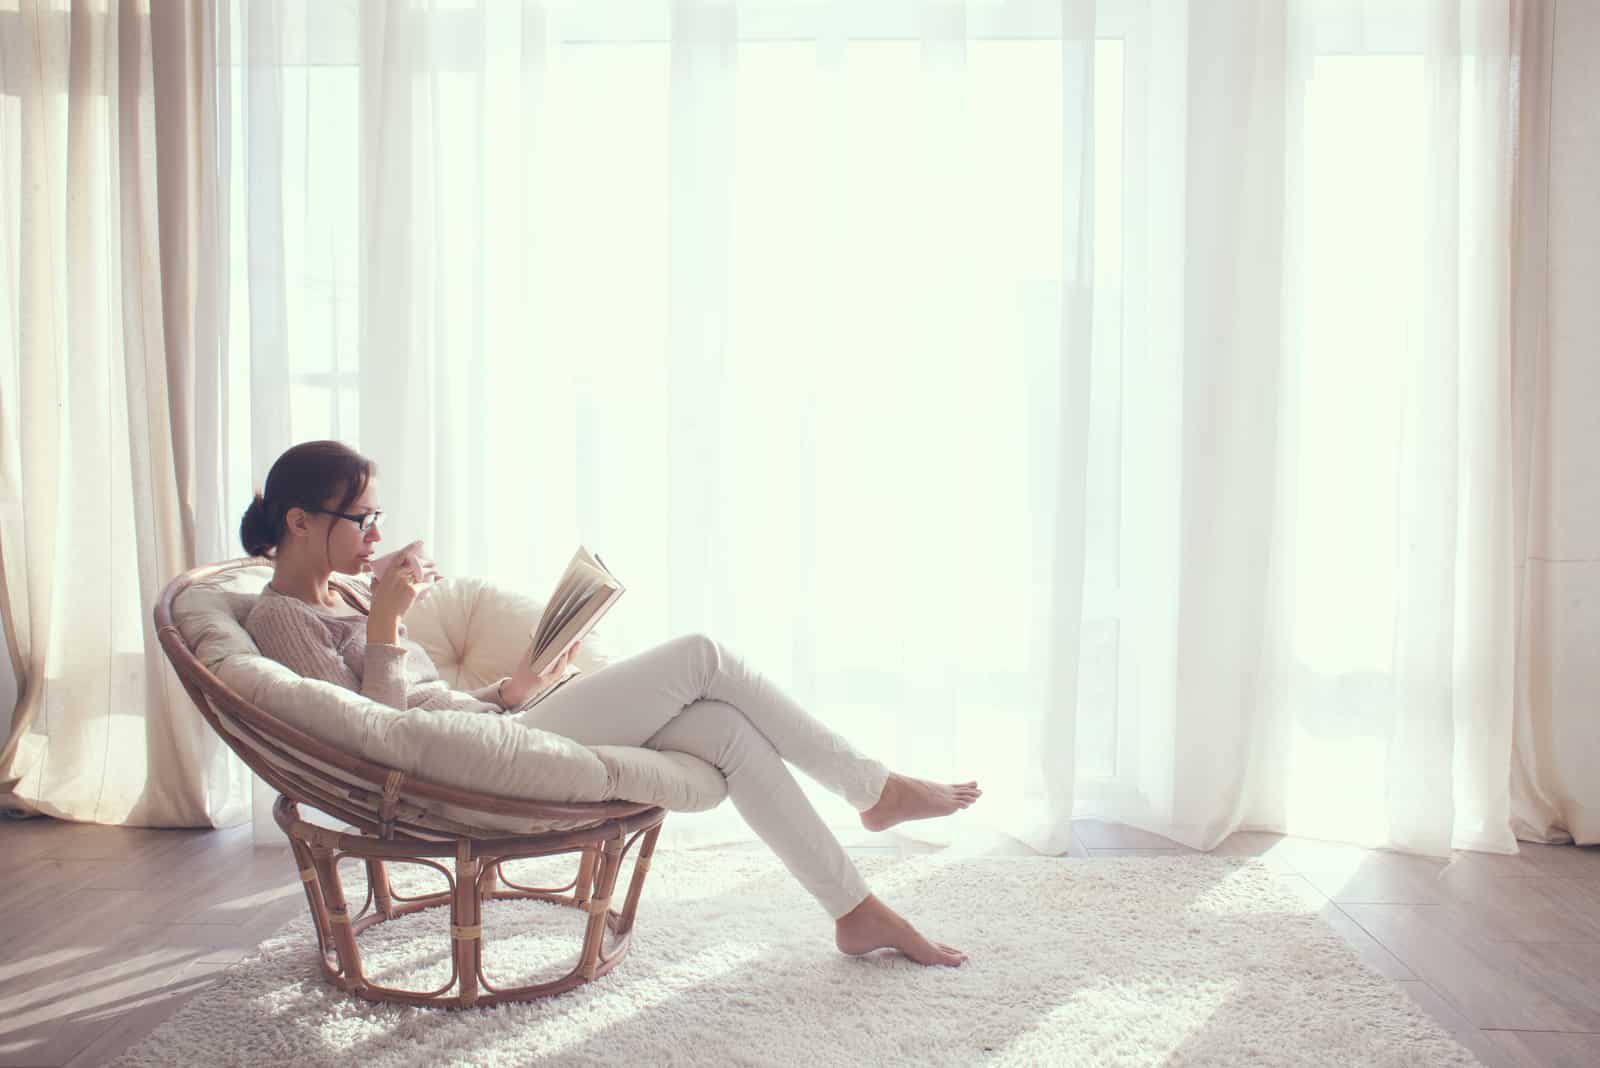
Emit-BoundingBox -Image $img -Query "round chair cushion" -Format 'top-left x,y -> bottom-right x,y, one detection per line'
168,562 -> 728,834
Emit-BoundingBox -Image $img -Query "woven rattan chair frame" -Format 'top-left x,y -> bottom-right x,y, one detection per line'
154,558 -> 668,1008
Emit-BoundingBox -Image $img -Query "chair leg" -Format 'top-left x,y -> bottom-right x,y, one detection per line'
578,835 -> 625,980
369,860 -> 394,919
288,835 -> 332,950
311,844 -> 365,992
453,841 -> 483,1007
613,823 -> 661,940
479,859 -> 500,901
575,847 -> 597,906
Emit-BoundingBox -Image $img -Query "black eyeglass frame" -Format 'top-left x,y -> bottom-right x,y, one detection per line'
305,508 -> 385,533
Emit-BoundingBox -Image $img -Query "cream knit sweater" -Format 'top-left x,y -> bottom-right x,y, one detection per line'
243,581 -> 505,715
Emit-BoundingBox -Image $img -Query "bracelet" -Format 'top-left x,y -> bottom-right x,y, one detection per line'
496,677 -> 511,711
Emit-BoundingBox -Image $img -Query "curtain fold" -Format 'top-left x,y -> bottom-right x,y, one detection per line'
1168,0 -> 1291,850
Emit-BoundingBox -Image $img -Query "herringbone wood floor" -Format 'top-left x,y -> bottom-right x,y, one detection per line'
2,816 -> 1597,1067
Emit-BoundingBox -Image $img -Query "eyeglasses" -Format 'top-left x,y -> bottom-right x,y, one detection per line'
307,508 -> 384,533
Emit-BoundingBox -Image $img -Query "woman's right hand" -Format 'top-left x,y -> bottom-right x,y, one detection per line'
367,557 -> 426,643
499,640 -> 582,709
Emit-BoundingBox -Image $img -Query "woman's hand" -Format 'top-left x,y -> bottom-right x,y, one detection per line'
367,560 -> 428,645
369,540 -> 442,589
499,640 -> 582,710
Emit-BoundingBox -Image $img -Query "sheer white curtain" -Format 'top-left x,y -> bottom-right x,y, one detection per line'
0,0 -> 1467,856
217,0 -> 1545,857
1135,0 -> 1529,857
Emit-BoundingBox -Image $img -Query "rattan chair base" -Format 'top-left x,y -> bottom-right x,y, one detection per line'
276,795 -> 665,1008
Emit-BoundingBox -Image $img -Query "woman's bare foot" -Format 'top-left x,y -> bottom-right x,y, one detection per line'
859,773 -> 981,833
835,894 -> 967,966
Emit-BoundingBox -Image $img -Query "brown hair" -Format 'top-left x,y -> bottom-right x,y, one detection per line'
239,440 -> 376,559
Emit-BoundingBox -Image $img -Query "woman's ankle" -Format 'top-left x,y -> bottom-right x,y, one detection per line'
862,772 -> 900,815
836,893 -> 880,925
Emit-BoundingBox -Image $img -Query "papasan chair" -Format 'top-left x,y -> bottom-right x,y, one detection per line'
154,558 -> 728,1008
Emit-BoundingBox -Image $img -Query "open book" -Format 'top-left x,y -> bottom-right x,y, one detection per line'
527,546 -> 625,677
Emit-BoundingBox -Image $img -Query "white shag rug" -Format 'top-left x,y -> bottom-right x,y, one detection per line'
114,851 -> 1480,1067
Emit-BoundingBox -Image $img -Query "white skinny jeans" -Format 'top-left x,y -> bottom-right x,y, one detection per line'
512,632 -> 891,919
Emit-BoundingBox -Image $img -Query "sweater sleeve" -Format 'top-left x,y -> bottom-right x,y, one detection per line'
247,597 -> 410,711
359,644 -> 412,711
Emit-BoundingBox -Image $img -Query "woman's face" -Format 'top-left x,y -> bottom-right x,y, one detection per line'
313,478 -> 384,575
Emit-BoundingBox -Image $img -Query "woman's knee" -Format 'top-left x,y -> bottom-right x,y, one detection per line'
665,631 -> 724,685
679,631 -> 721,659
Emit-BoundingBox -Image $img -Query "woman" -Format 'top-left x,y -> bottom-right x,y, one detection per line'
241,440 -> 981,967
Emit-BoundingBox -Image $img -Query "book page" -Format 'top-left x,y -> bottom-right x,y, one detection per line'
532,548 -> 591,651
535,563 -> 603,655
548,585 -> 599,645
536,578 -> 603,666
530,586 -> 618,675
527,545 -> 625,674
533,584 -> 572,654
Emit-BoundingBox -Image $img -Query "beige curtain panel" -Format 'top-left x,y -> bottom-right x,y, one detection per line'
1507,0 -> 1595,846
0,0 -> 247,826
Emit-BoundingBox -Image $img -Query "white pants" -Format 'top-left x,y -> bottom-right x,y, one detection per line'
513,632 -> 891,919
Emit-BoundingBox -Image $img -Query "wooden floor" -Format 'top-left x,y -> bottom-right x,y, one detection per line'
2,816 -> 1597,1068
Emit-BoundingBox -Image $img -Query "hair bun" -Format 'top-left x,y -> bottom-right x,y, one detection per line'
239,491 -> 279,559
